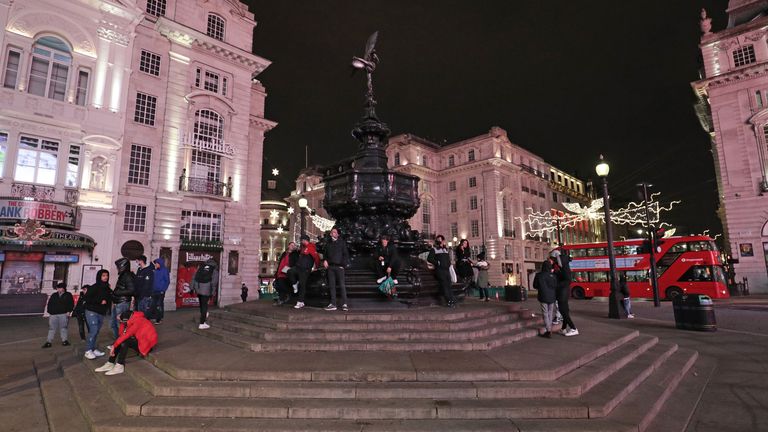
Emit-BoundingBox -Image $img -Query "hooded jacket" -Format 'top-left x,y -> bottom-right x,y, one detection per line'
84,270 -> 111,315
112,258 -> 135,304
534,260 -> 558,304
113,311 -> 158,356
191,259 -> 219,296
46,290 -> 74,315
296,242 -> 320,271
135,263 -> 155,299
152,258 -> 170,294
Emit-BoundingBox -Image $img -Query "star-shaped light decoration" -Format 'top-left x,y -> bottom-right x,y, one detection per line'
276,226 -> 284,233
287,207 -> 295,215
272,168 -> 279,176
269,209 -> 279,219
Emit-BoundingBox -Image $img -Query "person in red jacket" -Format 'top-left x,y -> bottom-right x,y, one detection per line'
294,234 -> 320,309
94,310 -> 157,376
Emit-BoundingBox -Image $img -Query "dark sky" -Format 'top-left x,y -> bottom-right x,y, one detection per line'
247,0 -> 729,236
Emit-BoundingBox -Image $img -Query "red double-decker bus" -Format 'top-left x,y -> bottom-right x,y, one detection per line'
561,235 -> 729,300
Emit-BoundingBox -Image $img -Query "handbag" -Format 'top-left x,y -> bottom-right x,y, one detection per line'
377,277 -> 397,299
449,265 -> 458,283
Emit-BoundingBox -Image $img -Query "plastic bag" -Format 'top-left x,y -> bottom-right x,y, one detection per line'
378,277 -> 397,299
449,265 -> 457,283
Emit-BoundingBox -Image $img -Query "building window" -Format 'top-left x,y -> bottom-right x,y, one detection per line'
128,145 -> 152,186
449,181 -> 456,192
524,247 -> 531,259
394,152 -> 400,165
4,49 -> 21,89
468,149 -> 475,162
139,50 -> 161,76
450,223 -> 458,240
75,69 -> 89,106
502,197 -> 512,236
552,192 -> 558,202
124,204 -> 147,232
733,45 -> 756,67
207,14 -> 225,41
757,90 -> 764,109
504,244 -> 511,260
448,155 -> 455,167
134,92 -> 157,126
195,68 -> 201,87
222,76 -> 228,96
181,210 -> 222,242
422,199 -> 431,234
422,155 -> 428,166
471,220 -> 479,238
15,136 -> 58,185
146,0 -> 166,16
66,144 -> 81,187
469,176 -> 477,187
450,199 -> 457,213
469,195 -> 478,210
204,70 -> 219,93
28,36 -> 71,101
191,149 -> 222,184
0,132 -> 7,177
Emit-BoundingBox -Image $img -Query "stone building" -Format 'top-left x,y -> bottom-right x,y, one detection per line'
258,178 -> 290,291
692,0 -> 768,292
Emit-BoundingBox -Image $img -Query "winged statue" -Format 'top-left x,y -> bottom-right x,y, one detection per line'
351,31 -> 380,97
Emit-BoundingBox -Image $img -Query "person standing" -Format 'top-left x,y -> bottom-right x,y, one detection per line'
150,258 -> 170,324
474,252 -> 490,301
42,282 -> 74,348
240,283 -> 248,303
534,260 -> 558,338
374,235 -> 401,285
428,235 -> 457,308
134,256 -> 154,316
83,270 -> 111,359
294,235 -> 320,309
551,249 -> 579,336
323,228 -> 350,311
110,258 -> 135,340
619,273 -> 634,318
72,285 -> 89,341
94,310 -> 158,376
274,242 -> 299,305
191,259 -> 219,329
454,239 -> 474,285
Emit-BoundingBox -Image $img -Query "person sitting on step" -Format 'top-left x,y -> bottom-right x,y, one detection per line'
94,310 -> 157,376
374,235 -> 401,285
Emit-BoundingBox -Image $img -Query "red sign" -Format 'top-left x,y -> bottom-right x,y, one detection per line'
175,250 -> 219,309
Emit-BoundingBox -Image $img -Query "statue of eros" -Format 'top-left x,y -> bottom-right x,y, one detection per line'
351,31 -> 380,98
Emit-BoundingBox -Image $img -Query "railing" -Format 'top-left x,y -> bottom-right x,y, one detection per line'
520,164 -> 548,180
178,170 -> 232,198
179,132 -> 235,157
10,183 -> 55,201
549,180 -> 589,201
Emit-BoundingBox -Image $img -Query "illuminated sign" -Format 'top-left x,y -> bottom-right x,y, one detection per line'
0,199 -> 77,229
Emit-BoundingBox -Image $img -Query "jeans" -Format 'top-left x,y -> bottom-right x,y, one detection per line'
326,266 -> 347,306
85,310 -> 104,351
111,302 -> 131,339
622,297 -> 632,316
137,297 -> 152,316
47,314 -> 69,343
149,293 -> 165,322
108,336 -> 140,365
540,302 -> 556,332
198,295 -> 210,324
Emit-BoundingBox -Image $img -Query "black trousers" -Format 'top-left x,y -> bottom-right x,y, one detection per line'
108,336 -> 139,365
374,260 -> 399,279
556,287 -> 577,330
273,278 -> 291,301
326,266 -> 347,305
76,314 -> 86,340
436,269 -> 455,303
198,295 -> 210,324
296,269 -> 311,302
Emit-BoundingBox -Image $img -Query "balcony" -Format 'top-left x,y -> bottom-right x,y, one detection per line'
10,183 -> 55,201
179,171 -> 232,199
520,164 -> 548,180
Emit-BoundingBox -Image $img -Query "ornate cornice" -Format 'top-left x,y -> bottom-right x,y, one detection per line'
697,62 -> 768,89
97,25 -> 130,47
249,117 -> 278,131
194,40 -> 270,73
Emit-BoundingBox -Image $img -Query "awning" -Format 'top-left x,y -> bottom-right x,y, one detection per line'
0,225 -> 95,250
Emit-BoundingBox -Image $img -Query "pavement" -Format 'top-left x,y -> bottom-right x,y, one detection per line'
0,296 -> 767,431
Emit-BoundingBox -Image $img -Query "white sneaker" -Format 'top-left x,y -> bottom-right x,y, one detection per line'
198,323 -> 210,330
84,350 -> 96,360
104,363 -> 124,376
564,328 -> 580,337
292,283 -> 299,293
392,279 -> 398,285
324,304 -> 337,311
93,349 -> 106,357
94,362 -> 115,373
294,302 -> 305,309
106,345 -> 113,351
376,276 -> 386,284
342,304 -> 349,311
558,329 -> 567,335
628,314 -> 635,319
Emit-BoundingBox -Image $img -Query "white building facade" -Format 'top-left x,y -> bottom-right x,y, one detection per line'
692,0 -> 768,293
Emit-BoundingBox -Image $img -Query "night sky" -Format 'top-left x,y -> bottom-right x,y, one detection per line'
247,0 -> 729,237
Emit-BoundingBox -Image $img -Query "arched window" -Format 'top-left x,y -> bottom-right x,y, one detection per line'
191,109 -> 223,190
194,109 -> 224,144
206,14 -> 225,41
28,36 -> 71,100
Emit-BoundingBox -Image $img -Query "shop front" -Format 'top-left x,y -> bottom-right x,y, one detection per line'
175,247 -> 221,309
0,198 -> 95,315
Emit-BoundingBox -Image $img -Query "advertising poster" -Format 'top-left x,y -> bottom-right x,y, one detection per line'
175,250 -> 220,308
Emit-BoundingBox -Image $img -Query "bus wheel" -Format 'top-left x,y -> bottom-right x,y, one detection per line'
572,286 -> 585,300
665,286 -> 683,300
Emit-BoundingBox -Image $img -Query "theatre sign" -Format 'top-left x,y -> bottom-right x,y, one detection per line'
0,199 -> 77,229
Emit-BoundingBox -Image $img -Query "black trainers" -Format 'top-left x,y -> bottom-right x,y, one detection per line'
42,342 -> 52,348
62,340 -> 71,346
538,331 -> 552,339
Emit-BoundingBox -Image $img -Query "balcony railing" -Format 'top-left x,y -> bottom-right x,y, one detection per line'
10,183 -> 55,201
179,170 -> 232,198
520,164 -> 549,180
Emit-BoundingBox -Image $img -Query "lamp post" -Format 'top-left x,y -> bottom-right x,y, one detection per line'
596,155 -> 622,319
298,196 -> 308,239
637,182 -> 661,307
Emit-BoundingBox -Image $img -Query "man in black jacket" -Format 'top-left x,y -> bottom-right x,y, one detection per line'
427,235 -> 456,308
273,241 -> 299,305
110,258 -> 135,339
43,282 -> 74,348
323,228 -> 350,311
134,255 -> 154,316
374,235 -> 401,284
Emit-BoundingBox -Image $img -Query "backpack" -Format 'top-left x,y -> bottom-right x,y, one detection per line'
195,264 -> 214,283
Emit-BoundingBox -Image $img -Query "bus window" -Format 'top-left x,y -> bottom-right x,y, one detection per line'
688,241 -> 712,251
623,245 -> 640,255
589,271 -> 609,282
679,265 -> 713,282
573,271 -> 588,282
626,270 -> 649,282
587,248 -> 607,257
570,249 -> 587,258
670,242 -> 688,253
713,266 -> 727,284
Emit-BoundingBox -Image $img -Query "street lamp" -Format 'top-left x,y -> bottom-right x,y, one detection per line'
596,155 -> 622,319
298,196 -> 308,238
